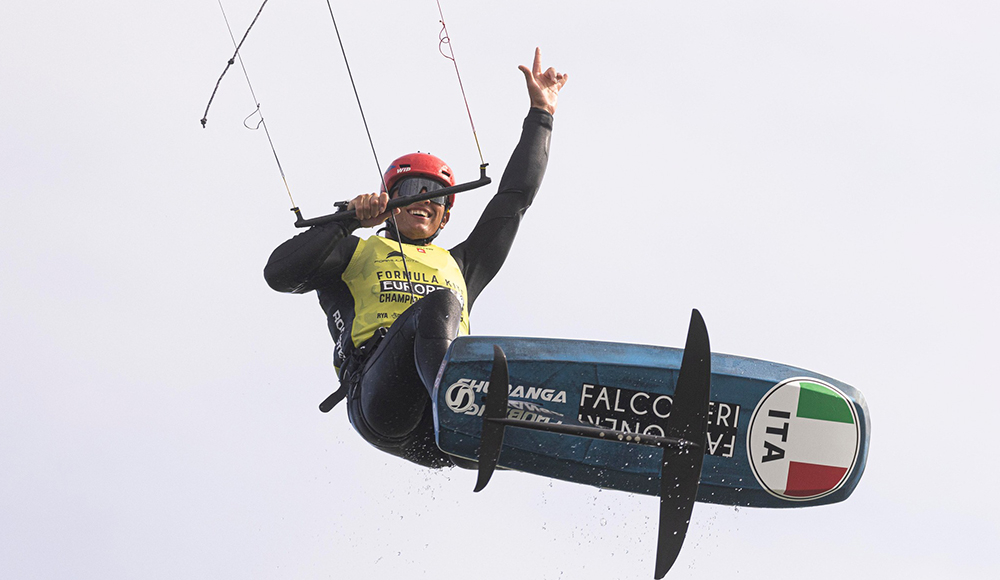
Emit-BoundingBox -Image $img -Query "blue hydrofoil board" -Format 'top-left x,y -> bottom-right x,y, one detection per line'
433,330 -> 870,510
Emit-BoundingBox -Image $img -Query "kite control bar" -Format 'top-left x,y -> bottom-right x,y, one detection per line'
291,164 -> 491,228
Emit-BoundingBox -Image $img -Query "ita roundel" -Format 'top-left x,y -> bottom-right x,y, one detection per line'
746,378 -> 861,501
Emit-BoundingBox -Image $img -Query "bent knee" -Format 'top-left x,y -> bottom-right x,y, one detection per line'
423,287 -> 462,312
415,290 -> 463,336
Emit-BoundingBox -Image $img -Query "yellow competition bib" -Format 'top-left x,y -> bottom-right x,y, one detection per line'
343,236 -> 471,347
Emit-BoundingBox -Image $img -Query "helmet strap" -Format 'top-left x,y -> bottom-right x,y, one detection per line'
382,216 -> 444,246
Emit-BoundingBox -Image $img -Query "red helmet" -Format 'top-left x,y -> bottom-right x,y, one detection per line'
382,152 -> 456,209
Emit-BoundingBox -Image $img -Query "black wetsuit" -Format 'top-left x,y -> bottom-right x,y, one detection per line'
264,108 -> 553,467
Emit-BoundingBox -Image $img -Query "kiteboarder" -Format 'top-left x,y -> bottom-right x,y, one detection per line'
264,48 -> 567,468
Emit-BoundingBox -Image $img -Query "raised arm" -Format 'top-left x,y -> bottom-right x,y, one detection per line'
451,49 -> 567,309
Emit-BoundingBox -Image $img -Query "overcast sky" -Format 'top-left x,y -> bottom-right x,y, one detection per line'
2,1 -> 998,579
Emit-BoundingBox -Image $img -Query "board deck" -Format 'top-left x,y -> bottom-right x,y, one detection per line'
433,336 -> 870,509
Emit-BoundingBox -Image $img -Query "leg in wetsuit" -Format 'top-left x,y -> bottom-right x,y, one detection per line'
345,289 -> 467,468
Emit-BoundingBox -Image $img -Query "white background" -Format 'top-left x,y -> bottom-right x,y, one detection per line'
2,1 -> 997,578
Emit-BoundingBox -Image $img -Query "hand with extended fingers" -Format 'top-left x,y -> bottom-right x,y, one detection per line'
519,47 -> 568,116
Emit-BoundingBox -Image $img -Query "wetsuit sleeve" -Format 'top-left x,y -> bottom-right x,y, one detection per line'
450,107 -> 553,309
263,219 -> 362,293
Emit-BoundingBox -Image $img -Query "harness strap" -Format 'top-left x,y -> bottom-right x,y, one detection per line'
318,328 -> 388,413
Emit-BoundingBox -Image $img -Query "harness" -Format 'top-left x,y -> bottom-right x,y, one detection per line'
318,327 -> 388,413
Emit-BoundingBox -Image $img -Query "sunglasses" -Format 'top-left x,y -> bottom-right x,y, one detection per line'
391,177 -> 448,206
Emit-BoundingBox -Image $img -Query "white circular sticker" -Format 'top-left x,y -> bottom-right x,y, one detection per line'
747,377 -> 860,501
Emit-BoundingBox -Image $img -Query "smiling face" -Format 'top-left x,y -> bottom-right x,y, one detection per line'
391,190 -> 450,241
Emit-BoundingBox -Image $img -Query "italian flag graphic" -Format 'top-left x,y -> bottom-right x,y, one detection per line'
748,378 -> 860,501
